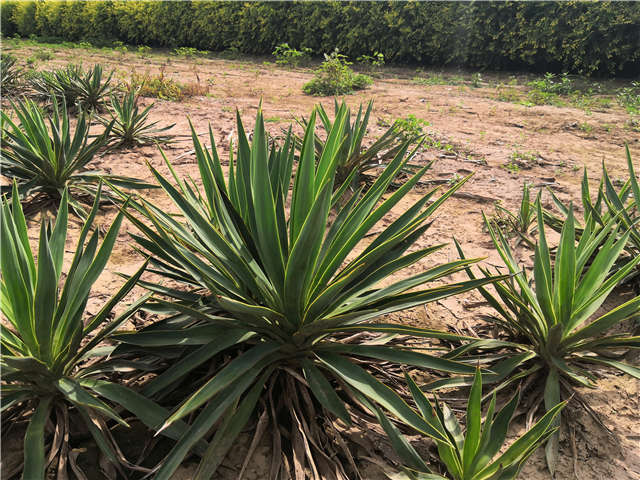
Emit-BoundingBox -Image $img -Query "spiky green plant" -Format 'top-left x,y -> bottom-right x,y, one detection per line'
494,182 -> 537,246
0,97 -> 151,217
99,89 -> 175,148
295,100 -> 415,188
1,53 -> 24,95
111,106 -> 501,479
69,63 -> 115,112
379,369 -> 565,480
0,185 -> 185,479
442,201 -> 640,474
29,64 -> 114,112
543,146 -> 640,284
29,64 -> 83,109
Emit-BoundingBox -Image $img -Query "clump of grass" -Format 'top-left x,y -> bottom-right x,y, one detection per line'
172,46 -> 209,58
126,70 -> 208,101
412,74 -> 446,86
303,49 -> 372,96
495,83 -> 522,103
627,116 -> 640,132
413,73 -> 466,86
578,121 -> 593,134
128,72 -> 183,100
27,48 -> 53,64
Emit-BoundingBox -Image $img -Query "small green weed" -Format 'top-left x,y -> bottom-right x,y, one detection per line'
172,46 -> 209,58
137,45 -> 152,57
112,40 -> 128,54
412,74 -> 448,86
471,72 -> 483,88
528,72 -> 574,95
617,81 -> 640,115
509,149 -> 539,169
495,83 -> 522,103
578,122 -> 593,134
33,49 -> 53,61
393,115 -> 430,139
627,116 -> 640,132
503,161 -> 521,174
356,52 -> 385,70
272,43 -> 312,67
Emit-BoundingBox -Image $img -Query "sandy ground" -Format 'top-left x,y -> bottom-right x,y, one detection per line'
2,42 -> 639,480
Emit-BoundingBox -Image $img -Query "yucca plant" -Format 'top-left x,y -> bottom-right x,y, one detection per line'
295,100 -> 416,188
441,201 -> 640,474
0,184 -> 185,479
379,369 -> 565,480
111,106 -> 502,479
69,63 -> 115,112
30,63 -> 114,112
543,147 -> 640,284
99,89 -> 175,148
30,64 -> 83,109
1,52 -> 24,95
493,182 -> 537,248
0,97 -> 152,217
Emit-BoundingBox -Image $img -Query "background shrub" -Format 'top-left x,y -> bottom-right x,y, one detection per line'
303,49 -> 372,96
2,1 -> 639,76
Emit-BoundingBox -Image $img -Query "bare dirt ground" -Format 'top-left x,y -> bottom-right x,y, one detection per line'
2,42 -> 639,480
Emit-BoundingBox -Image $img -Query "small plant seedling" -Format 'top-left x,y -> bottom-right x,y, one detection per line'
509,149 -> 539,169
112,40 -> 128,54
394,114 -> 431,140
471,72 -> 482,87
503,161 -> 521,174
137,45 -> 152,57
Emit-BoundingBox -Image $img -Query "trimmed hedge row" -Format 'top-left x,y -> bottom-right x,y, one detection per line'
2,1 -> 639,76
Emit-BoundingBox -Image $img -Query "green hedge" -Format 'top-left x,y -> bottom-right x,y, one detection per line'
2,1 -> 639,76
